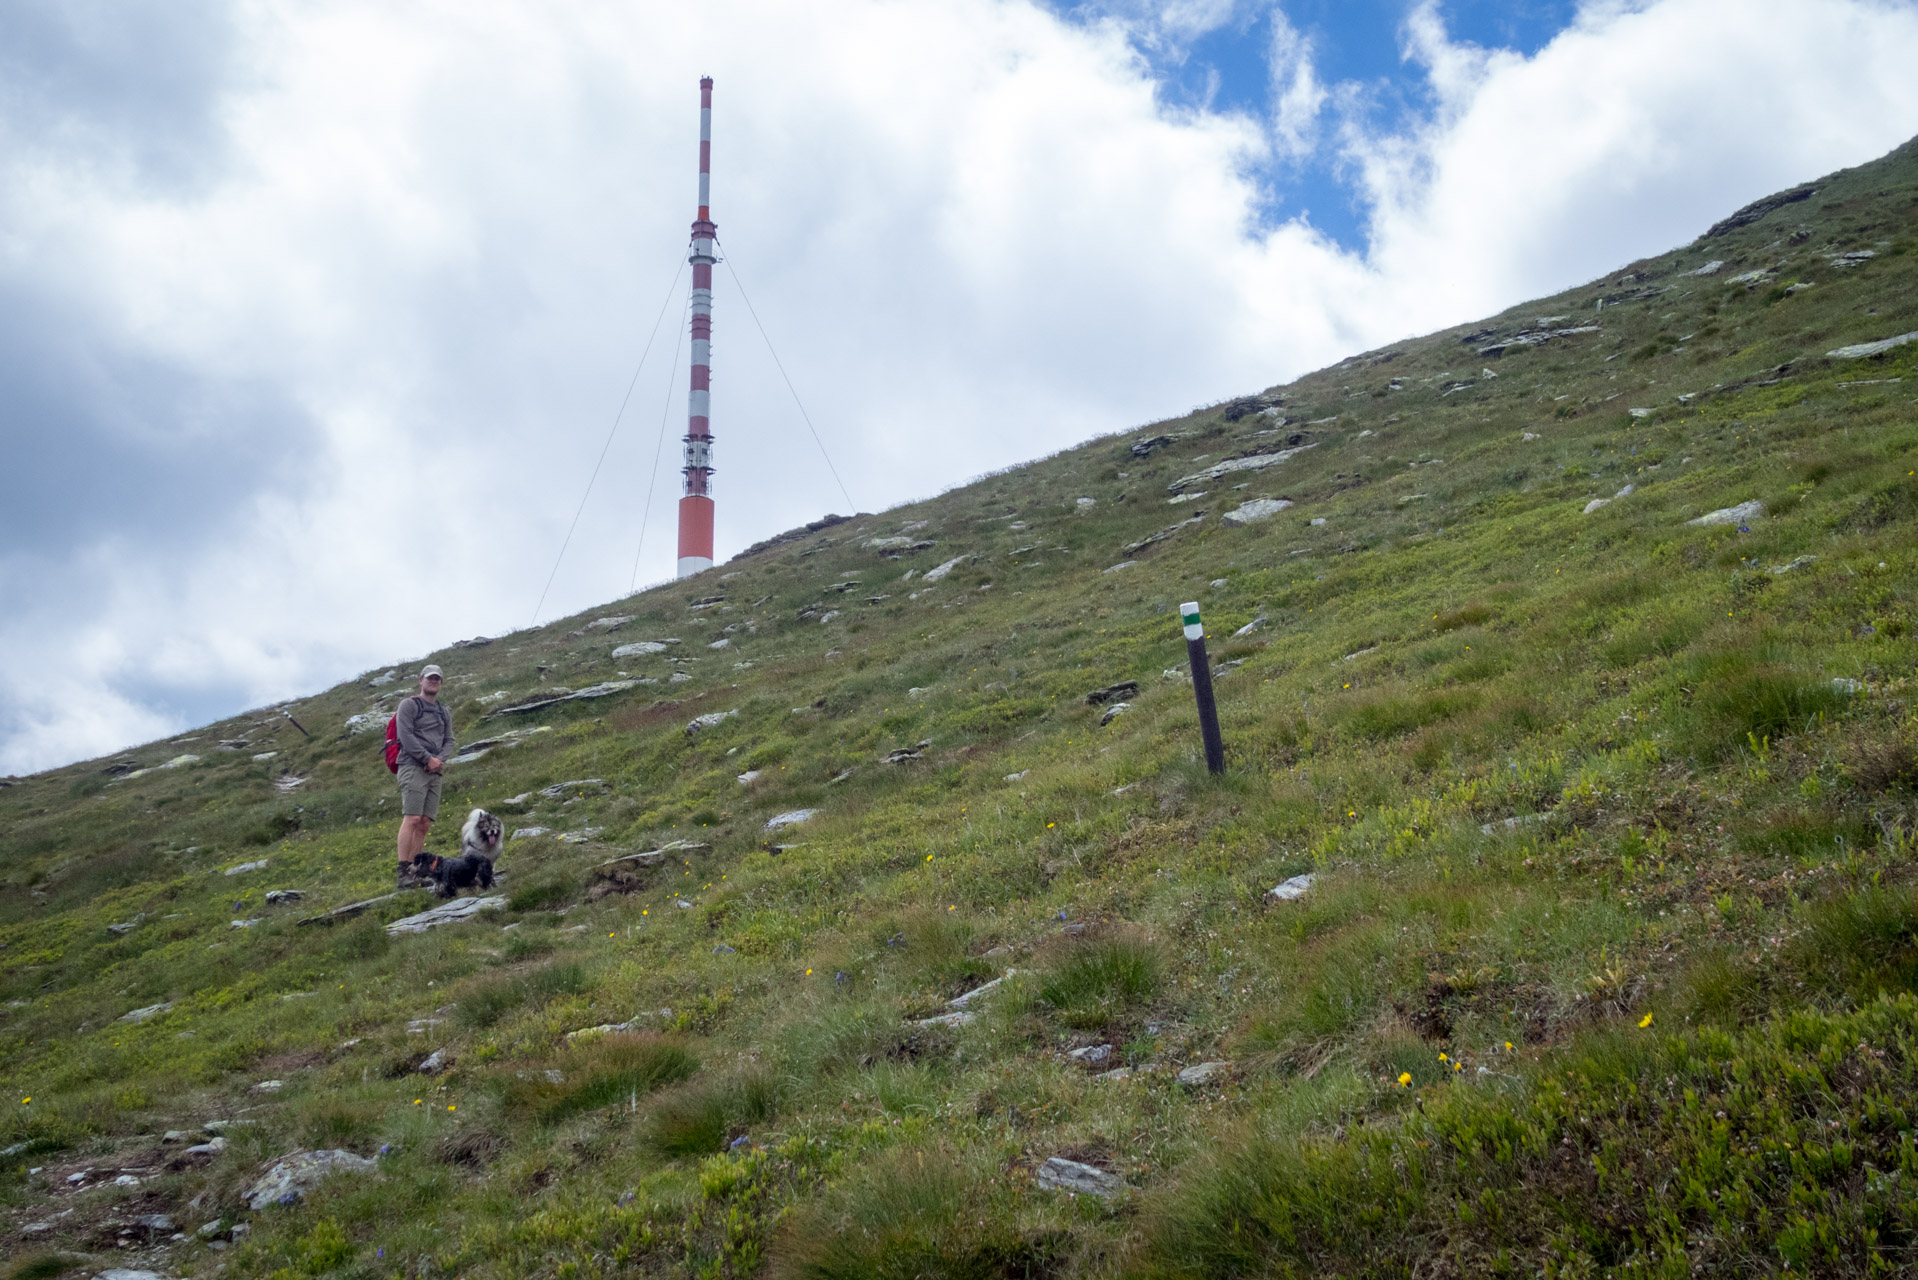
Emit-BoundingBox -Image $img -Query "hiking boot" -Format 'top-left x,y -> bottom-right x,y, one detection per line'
397,861 -> 427,890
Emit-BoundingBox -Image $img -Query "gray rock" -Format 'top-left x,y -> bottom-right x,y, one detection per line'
1102,560 -> 1138,574
251,1079 -> 283,1092
134,1213 -> 177,1232
585,615 -> 635,631
344,712 -> 382,734
224,860 -> 269,876
914,1009 -> 976,1029
1093,1067 -> 1134,1081
1687,500 -> 1764,527
947,970 -> 1024,1009
1582,498 -> 1611,514
764,809 -> 817,831
161,1130 -> 193,1143
1267,874 -> 1314,902
511,826 -> 550,840
1832,677 -> 1862,694
1085,682 -> 1139,706
1221,497 -> 1293,526
611,639 -> 677,658
539,778 -> 608,799
117,1002 -> 173,1024
1829,331 -> 1918,359
107,920 -> 140,936
1177,1061 -> 1232,1087
1232,615 -> 1266,638
922,555 -> 967,583
1099,702 -> 1131,726
492,680 -> 644,716
182,1138 -> 227,1157
230,918 -> 264,929
736,769 -> 761,784
1690,260 -> 1724,276
1036,1156 -> 1123,1197
418,1048 -> 450,1074
1067,1044 -> 1114,1065
242,1149 -> 379,1211
97,1271 -> 170,1280
1169,442 -> 1317,493
1770,555 -> 1818,574
197,1219 -> 228,1239
385,896 -> 506,936
558,829 -> 604,844
264,889 -> 304,904
686,710 -> 739,735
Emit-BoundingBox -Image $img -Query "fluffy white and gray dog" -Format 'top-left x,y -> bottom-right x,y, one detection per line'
422,808 -> 502,898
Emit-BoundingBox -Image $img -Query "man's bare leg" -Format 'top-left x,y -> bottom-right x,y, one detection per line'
398,815 -> 432,864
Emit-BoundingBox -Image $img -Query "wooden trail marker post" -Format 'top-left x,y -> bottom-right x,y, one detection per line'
1180,602 -> 1226,774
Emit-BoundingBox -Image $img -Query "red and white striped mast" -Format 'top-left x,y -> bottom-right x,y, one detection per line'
676,75 -> 718,578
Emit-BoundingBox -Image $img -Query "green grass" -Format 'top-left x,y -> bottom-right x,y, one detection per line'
4,135 -> 1918,1278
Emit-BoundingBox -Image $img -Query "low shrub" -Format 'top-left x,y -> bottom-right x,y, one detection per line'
500,1034 -> 698,1124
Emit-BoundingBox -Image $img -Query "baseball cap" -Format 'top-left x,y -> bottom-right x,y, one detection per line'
421,664 -> 444,679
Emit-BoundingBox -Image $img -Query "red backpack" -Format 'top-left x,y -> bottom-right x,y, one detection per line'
383,714 -> 402,774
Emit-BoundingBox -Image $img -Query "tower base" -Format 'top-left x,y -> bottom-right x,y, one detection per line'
676,555 -> 714,578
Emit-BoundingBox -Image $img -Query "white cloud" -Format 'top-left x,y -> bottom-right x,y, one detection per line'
4,0 -> 1918,774
1267,6 -> 1326,159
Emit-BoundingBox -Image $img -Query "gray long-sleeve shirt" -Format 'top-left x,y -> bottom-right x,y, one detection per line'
396,695 -> 455,767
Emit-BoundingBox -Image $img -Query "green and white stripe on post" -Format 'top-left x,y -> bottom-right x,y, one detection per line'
1180,602 -> 1204,642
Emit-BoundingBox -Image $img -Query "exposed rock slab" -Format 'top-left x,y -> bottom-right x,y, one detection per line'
1222,497 -> 1294,526
1036,1156 -> 1123,1197
385,896 -> 505,936
242,1149 -> 378,1211
1828,331 -> 1918,360
1687,500 -> 1764,527
1168,442 -> 1316,493
1267,874 -> 1314,902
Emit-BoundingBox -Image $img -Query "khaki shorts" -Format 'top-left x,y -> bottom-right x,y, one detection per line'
398,762 -> 443,820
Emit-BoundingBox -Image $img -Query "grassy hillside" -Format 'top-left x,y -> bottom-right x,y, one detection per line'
6,136 -> 1918,1280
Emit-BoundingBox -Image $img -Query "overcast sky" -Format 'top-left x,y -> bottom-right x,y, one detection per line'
5,0 -> 1918,775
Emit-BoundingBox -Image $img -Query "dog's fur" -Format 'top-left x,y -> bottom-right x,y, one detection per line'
421,808 -> 501,898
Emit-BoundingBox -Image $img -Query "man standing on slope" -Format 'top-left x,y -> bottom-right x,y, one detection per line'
395,664 -> 456,889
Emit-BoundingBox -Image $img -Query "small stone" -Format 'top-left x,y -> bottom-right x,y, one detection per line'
1614,484 -> 1634,498
242,1149 -> 379,1211
198,1219 -> 228,1239
1221,497 -> 1293,526
1067,1044 -> 1114,1064
1177,1061 -> 1232,1087
113,1173 -> 143,1187
764,809 -> 818,831
1102,560 -> 1138,574
183,1137 -> 227,1155
264,889 -> 304,904
230,918 -> 264,929
251,1079 -> 284,1092
1075,497 -> 1096,508
418,1048 -> 450,1074
1582,499 -> 1610,514
1267,874 -> 1314,901
224,860 -> 269,876
736,770 -> 760,784
107,921 -> 140,936
1832,677 -> 1861,694
134,1213 -> 176,1232
1036,1156 -> 1123,1197
1084,682 -> 1139,706
97,1271 -> 169,1280
1094,1067 -> 1134,1081
1687,500 -> 1764,527
685,710 -> 739,735
162,1130 -> 193,1143
1232,615 -> 1266,638
611,639 -> 678,658
1004,770 -> 1028,782
922,555 -> 967,582
914,1009 -> 976,1028
1099,702 -> 1131,726
117,1002 -> 173,1024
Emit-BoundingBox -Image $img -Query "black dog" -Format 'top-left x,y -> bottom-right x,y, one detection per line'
422,808 -> 502,899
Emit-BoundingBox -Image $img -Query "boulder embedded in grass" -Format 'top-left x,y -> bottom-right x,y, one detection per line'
1036,1156 -> 1123,1197
243,1149 -> 378,1210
